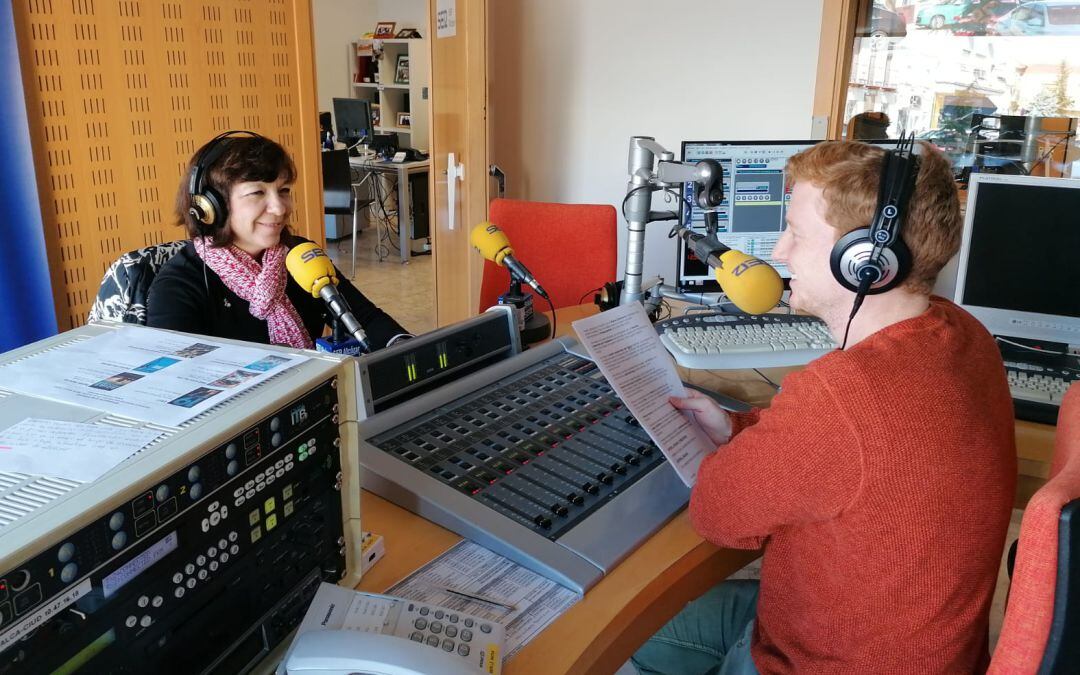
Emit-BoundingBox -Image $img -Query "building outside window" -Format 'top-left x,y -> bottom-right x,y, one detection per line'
846,0 -> 1079,183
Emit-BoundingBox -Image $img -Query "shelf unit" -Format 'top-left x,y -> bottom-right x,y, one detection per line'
350,38 -> 429,151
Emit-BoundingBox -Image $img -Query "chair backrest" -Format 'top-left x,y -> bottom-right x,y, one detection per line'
88,241 -> 187,325
322,149 -> 354,215
478,198 -> 617,312
989,383 -> 1080,674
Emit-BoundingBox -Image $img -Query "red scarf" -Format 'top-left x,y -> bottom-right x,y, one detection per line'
193,238 -> 313,349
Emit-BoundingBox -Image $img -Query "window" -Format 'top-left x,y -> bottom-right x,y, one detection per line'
843,0 -> 1079,184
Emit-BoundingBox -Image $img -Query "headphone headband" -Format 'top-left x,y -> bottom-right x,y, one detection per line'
187,130 -> 266,232
867,133 -> 919,258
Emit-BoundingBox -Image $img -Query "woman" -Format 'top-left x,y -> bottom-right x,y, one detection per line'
147,131 -> 406,349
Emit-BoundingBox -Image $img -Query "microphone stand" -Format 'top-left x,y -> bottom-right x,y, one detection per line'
499,280 -> 550,346
314,317 -> 367,356
619,136 -> 729,311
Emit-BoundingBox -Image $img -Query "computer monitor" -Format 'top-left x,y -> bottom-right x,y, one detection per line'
954,173 -> 1080,344
332,97 -> 373,147
676,140 -> 819,293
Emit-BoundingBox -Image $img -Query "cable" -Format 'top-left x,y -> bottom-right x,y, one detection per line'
386,333 -> 415,347
621,185 -> 694,223
544,295 -> 557,340
579,286 -> 603,306
840,277 -> 873,351
753,368 -> 781,391
996,336 -> 1080,363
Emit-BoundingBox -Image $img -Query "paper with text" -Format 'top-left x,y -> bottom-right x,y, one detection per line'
572,303 -> 713,486
0,419 -> 162,483
0,327 -> 307,427
388,541 -> 579,659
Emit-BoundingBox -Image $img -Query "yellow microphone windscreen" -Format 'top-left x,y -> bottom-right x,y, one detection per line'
286,242 -> 337,297
714,250 -> 784,314
469,222 -> 513,265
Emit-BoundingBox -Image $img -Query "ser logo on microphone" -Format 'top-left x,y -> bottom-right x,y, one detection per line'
300,247 -> 329,263
731,258 -> 769,277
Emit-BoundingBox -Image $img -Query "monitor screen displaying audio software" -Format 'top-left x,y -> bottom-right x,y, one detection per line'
677,140 -> 817,293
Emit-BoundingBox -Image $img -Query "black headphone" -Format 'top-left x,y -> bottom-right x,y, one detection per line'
187,130 -> 265,232
829,134 -> 920,296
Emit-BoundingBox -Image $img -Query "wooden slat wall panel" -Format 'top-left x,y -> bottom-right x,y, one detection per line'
14,0 -> 321,330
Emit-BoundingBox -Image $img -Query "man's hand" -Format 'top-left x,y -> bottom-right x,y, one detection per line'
670,389 -> 733,446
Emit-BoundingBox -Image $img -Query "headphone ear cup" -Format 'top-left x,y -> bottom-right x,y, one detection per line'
189,194 -> 215,226
190,187 -> 228,230
202,186 -> 228,229
830,227 -> 910,295
595,281 -> 622,311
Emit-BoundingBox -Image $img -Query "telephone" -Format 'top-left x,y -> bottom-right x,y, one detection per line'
280,583 -> 505,675
391,148 -> 428,163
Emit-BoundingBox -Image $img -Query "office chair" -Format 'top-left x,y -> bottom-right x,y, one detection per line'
322,149 -> 354,216
989,383 -> 1080,674
322,149 -> 375,273
477,199 -> 617,312
88,241 -> 188,324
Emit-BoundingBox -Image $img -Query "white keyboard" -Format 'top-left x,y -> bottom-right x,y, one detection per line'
656,312 -> 837,369
1005,361 -> 1073,406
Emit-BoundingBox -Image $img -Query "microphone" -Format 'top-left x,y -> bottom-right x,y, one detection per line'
675,227 -> 784,314
469,222 -> 550,299
285,242 -> 370,353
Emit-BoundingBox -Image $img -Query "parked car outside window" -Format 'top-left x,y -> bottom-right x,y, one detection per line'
991,1 -> 1080,34
916,0 -> 1020,30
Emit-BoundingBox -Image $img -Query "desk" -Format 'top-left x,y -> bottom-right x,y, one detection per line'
348,156 -> 430,266
352,303 -> 1055,673
354,304 -> 785,673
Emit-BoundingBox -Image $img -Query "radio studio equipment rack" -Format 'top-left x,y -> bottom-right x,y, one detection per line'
356,308 -> 690,592
0,325 -> 361,675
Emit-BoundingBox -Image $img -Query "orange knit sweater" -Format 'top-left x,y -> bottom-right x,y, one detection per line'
689,298 -> 1017,674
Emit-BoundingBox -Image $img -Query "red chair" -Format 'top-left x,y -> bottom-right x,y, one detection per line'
989,384 -> 1080,674
477,199 -> 617,312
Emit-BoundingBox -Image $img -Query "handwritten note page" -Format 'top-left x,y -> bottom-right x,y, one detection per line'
0,418 -> 162,483
572,303 -> 714,486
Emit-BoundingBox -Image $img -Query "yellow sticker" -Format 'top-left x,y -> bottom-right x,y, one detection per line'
266,513 -> 278,531
250,526 -> 262,543
264,497 -> 276,514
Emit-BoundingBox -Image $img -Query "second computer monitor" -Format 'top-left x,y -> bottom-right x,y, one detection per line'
677,140 -> 819,293
332,97 -> 373,147
954,173 -> 1080,344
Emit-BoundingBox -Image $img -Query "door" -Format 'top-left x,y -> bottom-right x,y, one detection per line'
428,0 -> 489,325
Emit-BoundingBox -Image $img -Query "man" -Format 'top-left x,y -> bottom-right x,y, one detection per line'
632,141 -> 1016,674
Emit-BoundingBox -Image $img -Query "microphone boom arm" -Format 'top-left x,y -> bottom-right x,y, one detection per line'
620,136 -> 724,305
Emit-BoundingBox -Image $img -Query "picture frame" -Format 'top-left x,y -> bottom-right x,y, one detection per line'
394,54 -> 410,85
395,28 -> 421,39
373,21 -> 396,38
371,103 -> 381,128
396,112 -> 411,128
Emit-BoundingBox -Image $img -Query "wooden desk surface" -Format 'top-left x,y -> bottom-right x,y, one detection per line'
354,303 -> 1054,673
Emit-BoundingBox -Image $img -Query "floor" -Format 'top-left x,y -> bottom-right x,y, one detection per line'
326,222 -> 436,337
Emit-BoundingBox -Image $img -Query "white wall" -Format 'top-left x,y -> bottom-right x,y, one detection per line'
312,0 -> 428,116
489,1 -> 826,283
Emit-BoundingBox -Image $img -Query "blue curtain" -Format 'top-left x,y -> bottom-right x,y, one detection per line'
1,2 -> 57,352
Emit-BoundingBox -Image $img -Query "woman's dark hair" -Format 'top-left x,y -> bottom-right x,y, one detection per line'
175,134 -> 297,246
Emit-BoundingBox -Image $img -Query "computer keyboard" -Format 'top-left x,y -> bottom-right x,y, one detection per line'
656,312 -> 837,369
1005,360 -> 1078,425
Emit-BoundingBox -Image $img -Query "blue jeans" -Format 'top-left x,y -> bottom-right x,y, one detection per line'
631,580 -> 760,675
